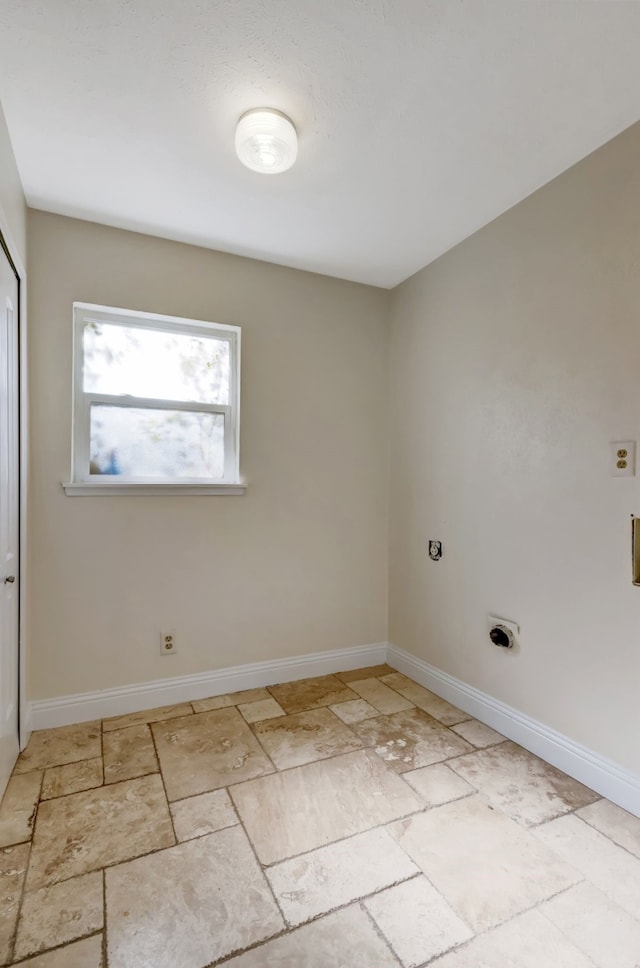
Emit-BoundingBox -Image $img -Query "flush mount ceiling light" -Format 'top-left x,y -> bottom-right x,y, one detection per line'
235,108 -> 297,174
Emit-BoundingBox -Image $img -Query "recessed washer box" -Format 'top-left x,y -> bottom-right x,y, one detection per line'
487,615 -> 519,650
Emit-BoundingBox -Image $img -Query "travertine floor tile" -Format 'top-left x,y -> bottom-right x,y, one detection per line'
348,678 -> 414,715
0,842 -> 29,965
27,774 -> 174,889
15,935 -> 103,967
231,749 -> 423,865
388,795 -> 580,931
349,708 -> 472,773
430,908 -> 595,968
41,759 -> 103,800
223,906 -> 400,967
0,771 -> 41,847
14,870 -> 103,960
267,827 -> 418,926
106,826 -> 284,968
448,741 -> 598,825
103,724 -> 158,784
267,675 -> 358,715
534,814 -> 640,920
365,876 -> 472,967
335,664 -> 396,683
192,688 -> 271,713
402,763 -> 474,807
380,674 -> 470,726
540,882 -> 640,968
450,719 -> 506,748
170,789 -> 238,842
103,703 -> 193,732
15,722 -> 101,773
379,673 -> 414,691
329,698 -> 380,724
238,697 -> 286,723
252,707 -> 362,770
7,669 -> 628,968
577,798 -> 640,858
152,707 -> 274,801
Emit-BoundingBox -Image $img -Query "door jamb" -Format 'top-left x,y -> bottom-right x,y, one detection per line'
0,209 -> 29,751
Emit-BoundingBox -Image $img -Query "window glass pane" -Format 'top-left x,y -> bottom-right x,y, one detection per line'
90,405 -> 224,479
83,321 -> 230,405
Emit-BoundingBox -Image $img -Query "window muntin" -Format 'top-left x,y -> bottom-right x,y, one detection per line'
72,304 -> 240,486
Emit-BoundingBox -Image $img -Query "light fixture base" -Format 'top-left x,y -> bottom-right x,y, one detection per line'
235,108 -> 297,174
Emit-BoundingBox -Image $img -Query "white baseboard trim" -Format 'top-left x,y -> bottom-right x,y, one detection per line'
387,644 -> 640,818
29,642 -> 388,731
27,639 -> 640,817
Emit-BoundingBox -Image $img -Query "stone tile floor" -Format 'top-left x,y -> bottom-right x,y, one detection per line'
0,664 -> 639,967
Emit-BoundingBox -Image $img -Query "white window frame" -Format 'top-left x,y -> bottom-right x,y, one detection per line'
64,302 -> 245,496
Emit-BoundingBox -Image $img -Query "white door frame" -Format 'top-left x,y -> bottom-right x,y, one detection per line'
0,206 -> 29,750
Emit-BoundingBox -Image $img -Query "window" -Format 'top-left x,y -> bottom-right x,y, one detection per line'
65,303 -> 243,495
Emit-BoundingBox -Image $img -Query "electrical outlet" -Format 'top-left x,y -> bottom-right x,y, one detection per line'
610,441 -> 635,477
160,631 -> 177,656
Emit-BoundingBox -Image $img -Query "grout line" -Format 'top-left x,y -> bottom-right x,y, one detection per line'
528,800 -> 603,830
293,863 -> 420,925
535,888 -> 603,968
0,772 -> 43,850
203,929 -> 290,968
198,792 -> 292,968
379,814 -> 480,942
11,837 -> 180,894
402,785 -> 476,810
6,835 -> 34,964
267,862 -> 423,930
247,803 -> 431,871
99,722 -> 106,790
246,714 -> 364,772
206,870 -> 423,968
101,706 -> 195,734
535,807 -> 640,863
360,898 -> 405,965
8,929 -> 104,967
8,768 -> 47,958
243,727 -> 279,776
444,743 -> 506,766
37,766 -> 157,804
404,876 -> 593,968
102,867 -> 108,968
103,718 -> 182,736
233,802 -> 288,926
208,740 -> 382,790
12,755 -> 100,779
148,727 -> 178,847
170,819 -> 240,845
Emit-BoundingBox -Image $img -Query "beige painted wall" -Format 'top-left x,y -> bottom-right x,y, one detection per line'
0,100 -> 26,266
27,211 -> 390,698
389,122 -> 640,773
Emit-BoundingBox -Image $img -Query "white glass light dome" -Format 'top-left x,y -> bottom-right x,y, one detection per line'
235,108 -> 297,174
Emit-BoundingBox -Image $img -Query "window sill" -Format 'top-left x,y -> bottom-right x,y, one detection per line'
62,482 -> 247,497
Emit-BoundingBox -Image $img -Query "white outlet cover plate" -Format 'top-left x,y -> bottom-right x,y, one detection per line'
610,440 -> 636,477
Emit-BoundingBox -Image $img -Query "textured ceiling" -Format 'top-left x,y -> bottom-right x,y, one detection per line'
0,1 -> 639,287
